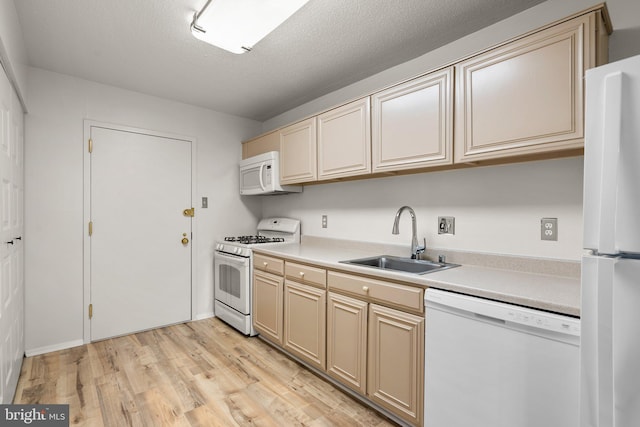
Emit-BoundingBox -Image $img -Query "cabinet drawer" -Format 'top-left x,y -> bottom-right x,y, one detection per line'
328,271 -> 424,313
285,261 -> 326,288
254,254 -> 284,276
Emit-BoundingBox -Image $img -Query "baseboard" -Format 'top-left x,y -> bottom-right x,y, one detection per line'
25,339 -> 85,357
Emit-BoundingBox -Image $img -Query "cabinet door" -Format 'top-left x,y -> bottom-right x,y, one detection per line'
454,13 -> 598,162
253,270 -> 284,345
279,117 -> 317,184
368,304 -> 424,426
283,280 -> 326,370
318,98 -> 371,180
371,67 -> 453,172
327,292 -> 368,395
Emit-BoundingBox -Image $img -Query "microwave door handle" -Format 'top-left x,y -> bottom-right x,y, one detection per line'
258,163 -> 266,191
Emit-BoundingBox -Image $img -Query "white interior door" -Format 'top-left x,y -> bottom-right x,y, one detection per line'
0,65 -> 24,404
88,125 -> 192,341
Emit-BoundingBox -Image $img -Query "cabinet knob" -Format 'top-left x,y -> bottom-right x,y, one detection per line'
362,286 -> 369,292
263,262 -> 268,266
299,272 -> 305,277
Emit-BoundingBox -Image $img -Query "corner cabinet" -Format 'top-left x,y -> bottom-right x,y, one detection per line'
279,117 -> 317,184
371,67 -> 453,172
317,97 -> 371,180
454,11 -> 608,162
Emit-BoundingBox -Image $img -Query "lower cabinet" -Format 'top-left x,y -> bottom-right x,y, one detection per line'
283,280 -> 326,370
367,303 -> 424,426
327,292 -> 368,395
252,256 -> 425,427
327,292 -> 424,426
253,269 -> 284,345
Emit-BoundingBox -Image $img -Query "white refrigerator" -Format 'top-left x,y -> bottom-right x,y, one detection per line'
581,54 -> 640,427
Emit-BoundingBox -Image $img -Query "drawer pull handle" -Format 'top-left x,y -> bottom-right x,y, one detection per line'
362,286 -> 369,292
299,272 -> 305,277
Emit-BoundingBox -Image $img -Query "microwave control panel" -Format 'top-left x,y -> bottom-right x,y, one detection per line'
264,164 -> 272,185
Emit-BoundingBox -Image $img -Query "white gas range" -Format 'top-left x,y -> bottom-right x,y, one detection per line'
213,218 -> 300,335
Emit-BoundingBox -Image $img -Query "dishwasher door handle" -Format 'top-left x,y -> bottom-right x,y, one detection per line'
474,312 -> 506,325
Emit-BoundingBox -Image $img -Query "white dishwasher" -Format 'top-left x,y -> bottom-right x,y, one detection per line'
424,288 -> 580,427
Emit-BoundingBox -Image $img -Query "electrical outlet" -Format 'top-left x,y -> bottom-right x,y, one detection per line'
438,217 -> 455,235
201,197 -> 208,208
541,218 -> 558,241
322,215 -> 328,228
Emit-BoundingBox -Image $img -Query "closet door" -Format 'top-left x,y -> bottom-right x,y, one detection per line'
0,65 -> 25,404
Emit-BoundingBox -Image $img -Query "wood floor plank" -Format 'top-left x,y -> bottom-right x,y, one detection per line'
14,318 -> 397,426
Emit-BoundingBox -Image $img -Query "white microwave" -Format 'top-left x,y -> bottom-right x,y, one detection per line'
239,151 -> 302,195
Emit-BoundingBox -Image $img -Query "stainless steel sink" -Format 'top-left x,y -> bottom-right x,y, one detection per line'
340,255 -> 459,275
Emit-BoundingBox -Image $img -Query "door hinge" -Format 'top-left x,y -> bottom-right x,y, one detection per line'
88,138 -> 93,153
183,208 -> 195,217
89,304 -> 93,319
88,221 -> 93,236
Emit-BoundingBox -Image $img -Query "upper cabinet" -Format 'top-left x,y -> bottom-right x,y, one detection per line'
279,117 -> 317,184
372,67 -> 453,172
318,98 -> 371,180
454,11 -> 608,163
242,130 -> 279,160
243,6 -> 610,185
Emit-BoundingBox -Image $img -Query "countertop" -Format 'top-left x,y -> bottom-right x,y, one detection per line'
251,237 -> 581,317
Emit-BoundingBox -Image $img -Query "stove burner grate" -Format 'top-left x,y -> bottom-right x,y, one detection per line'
224,236 -> 286,244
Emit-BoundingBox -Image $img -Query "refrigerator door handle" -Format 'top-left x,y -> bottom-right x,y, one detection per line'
597,71 -> 624,254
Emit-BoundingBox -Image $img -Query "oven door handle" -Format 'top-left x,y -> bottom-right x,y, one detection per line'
215,251 -> 250,264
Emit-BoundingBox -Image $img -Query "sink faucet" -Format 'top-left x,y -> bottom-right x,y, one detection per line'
392,206 -> 426,259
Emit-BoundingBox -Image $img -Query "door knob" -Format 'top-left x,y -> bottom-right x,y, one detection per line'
182,237 -> 189,244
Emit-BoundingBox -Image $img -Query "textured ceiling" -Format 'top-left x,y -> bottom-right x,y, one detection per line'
14,0 -> 545,121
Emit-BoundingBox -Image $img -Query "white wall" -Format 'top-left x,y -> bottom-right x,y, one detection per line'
264,158 -> 584,260
25,67 -> 262,354
0,0 -> 27,107
261,0 -> 640,262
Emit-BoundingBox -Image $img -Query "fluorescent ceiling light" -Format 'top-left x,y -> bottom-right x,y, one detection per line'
191,0 -> 311,54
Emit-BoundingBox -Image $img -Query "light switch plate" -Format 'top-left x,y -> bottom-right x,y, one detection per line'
541,218 -> 557,241
438,217 -> 455,235
322,215 -> 327,228
202,197 -> 208,208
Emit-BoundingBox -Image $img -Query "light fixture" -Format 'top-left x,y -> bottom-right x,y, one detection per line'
191,0 -> 311,54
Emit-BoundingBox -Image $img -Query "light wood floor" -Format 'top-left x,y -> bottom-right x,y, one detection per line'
14,317 -> 396,426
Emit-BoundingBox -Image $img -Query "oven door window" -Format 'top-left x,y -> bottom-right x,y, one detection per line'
214,253 -> 250,314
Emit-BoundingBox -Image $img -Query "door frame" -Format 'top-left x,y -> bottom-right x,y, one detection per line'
82,119 -> 197,343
